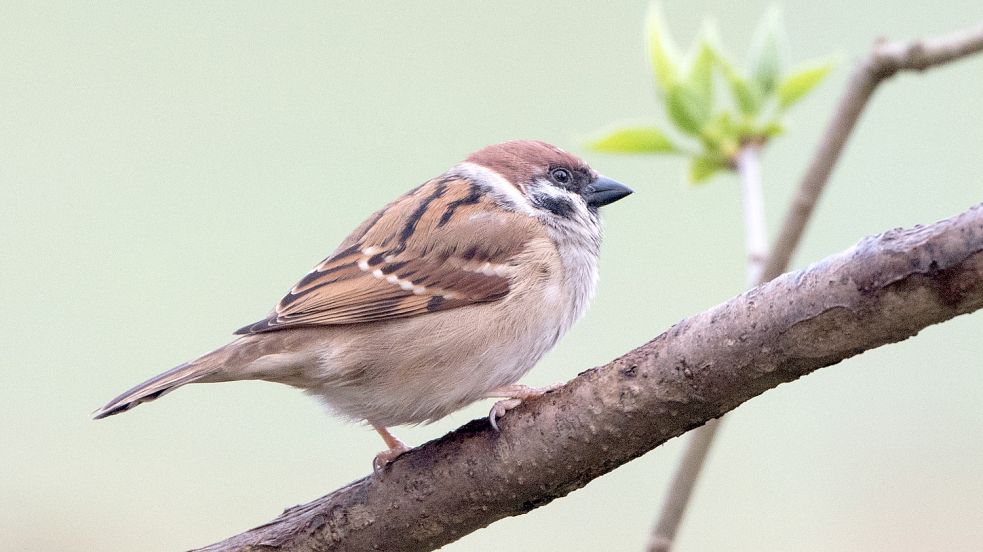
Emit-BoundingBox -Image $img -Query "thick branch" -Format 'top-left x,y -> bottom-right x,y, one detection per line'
198,203 -> 983,552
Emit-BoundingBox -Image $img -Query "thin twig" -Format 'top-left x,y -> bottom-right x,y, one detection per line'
648,22 -> 983,552
197,203 -> 983,551
765,22 -> 983,283
737,144 -> 768,284
647,418 -> 721,552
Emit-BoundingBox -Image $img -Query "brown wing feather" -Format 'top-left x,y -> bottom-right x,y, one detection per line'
235,176 -> 539,334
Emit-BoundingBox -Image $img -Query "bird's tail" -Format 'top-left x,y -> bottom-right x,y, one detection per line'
93,344 -> 233,420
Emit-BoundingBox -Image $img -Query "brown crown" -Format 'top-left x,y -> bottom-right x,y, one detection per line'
465,140 -> 592,189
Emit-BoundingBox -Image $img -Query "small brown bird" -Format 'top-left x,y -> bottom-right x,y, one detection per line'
94,140 -> 632,468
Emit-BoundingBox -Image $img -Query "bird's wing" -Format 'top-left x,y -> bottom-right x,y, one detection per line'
235,175 -> 539,334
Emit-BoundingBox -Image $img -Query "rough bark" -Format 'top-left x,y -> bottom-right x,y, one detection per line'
197,203 -> 983,552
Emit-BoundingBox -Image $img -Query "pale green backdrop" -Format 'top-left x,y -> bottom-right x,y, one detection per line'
2,2 -> 982,551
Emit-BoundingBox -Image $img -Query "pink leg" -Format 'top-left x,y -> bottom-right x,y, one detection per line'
371,423 -> 411,471
484,382 -> 564,431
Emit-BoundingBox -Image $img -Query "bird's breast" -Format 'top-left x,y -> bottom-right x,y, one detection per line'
301,236 -> 599,426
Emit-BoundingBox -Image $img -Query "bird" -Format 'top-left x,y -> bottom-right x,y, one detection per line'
94,140 -> 633,469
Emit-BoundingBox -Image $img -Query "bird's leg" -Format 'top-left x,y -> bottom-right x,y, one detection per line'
484,382 -> 564,431
370,422 -> 411,471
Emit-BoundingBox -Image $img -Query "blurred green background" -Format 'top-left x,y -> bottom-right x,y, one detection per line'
2,2 -> 982,550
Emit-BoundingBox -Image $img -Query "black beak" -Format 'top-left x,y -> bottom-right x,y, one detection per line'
585,176 -> 633,207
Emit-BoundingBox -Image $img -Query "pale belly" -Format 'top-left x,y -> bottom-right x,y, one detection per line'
302,285 -> 574,426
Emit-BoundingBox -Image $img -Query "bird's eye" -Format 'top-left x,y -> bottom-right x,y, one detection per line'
550,168 -> 572,185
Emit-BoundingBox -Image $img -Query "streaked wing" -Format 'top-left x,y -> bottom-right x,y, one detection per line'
235,175 -> 537,334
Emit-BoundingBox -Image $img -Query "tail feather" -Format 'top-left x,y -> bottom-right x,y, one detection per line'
93,360 -> 213,420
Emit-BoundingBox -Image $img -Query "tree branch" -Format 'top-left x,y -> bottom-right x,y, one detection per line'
764,22 -> 983,284
197,202 -> 983,552
651,22 -> 983,551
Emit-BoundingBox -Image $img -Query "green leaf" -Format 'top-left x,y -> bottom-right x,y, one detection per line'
688,155 -> 726,184
723,67 -> 764,116
588,126 -> 679,154
777,60 -> 833,109
687,38 -> 716,111
666,82 -> 712,135
747,5 -> 789,95
646,3 -> 681,90
710,47 -> 763,116
760,120 -> 785,138
700,112 -> 741,158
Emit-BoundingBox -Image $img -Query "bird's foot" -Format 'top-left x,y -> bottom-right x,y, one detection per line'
372,443 -> 412,472
370,423 -> 411,472
485,382 -> 564,431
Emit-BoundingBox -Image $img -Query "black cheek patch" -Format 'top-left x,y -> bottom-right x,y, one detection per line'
532,194 -> 575,218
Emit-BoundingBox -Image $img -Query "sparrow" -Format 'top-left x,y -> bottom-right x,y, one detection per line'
94,140 -> 633,468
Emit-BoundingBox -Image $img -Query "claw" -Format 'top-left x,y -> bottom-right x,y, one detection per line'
484,382 -> 565,431
372,443 -> 411,472
488,398 -> 522,431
